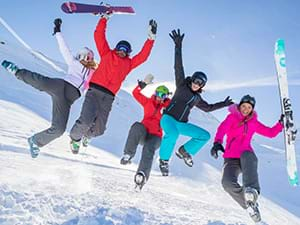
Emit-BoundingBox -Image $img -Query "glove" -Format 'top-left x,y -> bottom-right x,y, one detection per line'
279,114 -> 285,125
53,18 -> 62,35
101,11 -> 113,20
210,142 -> 225,159
169,29 -> 184,48
143,73 -> 154,84
148,19 -> 157,40
138,74 -> 154,89
223,96 -> 234,106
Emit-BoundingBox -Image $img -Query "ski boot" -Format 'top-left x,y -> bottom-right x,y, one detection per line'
175,146 -> 193,167
134,171 -> 146,190
244,187 -> 261,223
27,136 -> 40,158
1,60 -> 19,75
120,154 -> 132,165
82,136 -> 90,148
159,159 -> 169,176
70,139 -> 81,154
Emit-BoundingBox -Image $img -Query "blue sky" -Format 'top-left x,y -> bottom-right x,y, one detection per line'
1,0 -> 300,124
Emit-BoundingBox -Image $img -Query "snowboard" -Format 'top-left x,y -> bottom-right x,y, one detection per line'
274,39 -> 298,186
61,2 -> 135,15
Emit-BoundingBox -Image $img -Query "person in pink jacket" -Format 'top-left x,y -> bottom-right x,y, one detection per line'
210,94 -> 284,223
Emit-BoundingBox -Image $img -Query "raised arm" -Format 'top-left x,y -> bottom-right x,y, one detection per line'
94,17 -> 111,57
196,96 -> 233,112
131,19 -> 157,70
169,29 -> 185,87
132,74 -> 154,105
53,18 -> 74,65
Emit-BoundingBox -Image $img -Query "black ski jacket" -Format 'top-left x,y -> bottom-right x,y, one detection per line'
164,45 -> 227,122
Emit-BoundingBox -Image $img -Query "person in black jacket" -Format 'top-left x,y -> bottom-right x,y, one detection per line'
158,29 -> 233,176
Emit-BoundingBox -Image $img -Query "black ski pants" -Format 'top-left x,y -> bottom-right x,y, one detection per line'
123,122 -> 161,180
221,151 -> 260,209
15,69 -> 80,147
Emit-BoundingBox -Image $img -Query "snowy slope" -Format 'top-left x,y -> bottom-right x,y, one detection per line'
1,31 -> 300,224
1,100 -> 300,225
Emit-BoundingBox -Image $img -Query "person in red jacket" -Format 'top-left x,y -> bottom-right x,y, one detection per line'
120,74 -> 171,190
69,14 -> 157,153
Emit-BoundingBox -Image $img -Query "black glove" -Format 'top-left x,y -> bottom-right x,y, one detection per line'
53,18 -> 62,35
138,80 -> 147,89
279,114 -> 285,125
169,29 -> 184,48
223,96 -> 234,106
210,142 -> 225,159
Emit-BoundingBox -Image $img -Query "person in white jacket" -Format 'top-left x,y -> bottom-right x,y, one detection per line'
1,18 -> 96,158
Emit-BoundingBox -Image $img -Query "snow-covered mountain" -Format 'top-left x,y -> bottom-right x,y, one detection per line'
0,33 -> 300,224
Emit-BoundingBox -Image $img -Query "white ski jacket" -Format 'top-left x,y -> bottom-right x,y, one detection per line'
55,32 -> 94,95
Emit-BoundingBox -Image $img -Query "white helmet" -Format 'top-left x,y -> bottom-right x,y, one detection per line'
76,47 -> 94,61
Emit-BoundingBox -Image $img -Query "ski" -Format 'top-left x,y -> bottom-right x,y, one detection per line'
61,2 -> 135,15
274,39 -> 298,186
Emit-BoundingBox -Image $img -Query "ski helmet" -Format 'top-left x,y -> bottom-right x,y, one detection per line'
155,85 -> 169,99
239,94 -> 256,108
191,71 -> 207,87
115,40 -> 132,54
76,47 -> 94,61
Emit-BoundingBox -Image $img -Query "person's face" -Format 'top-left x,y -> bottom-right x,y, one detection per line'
239,103 -> 253,116
155,96 -> 164,103
116,50 -> 127,58
191,82 -> 201,91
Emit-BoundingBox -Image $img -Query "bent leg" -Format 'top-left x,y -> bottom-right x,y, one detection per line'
222,158 -> 247,209
178,122 -> 211,155
123,122 -> 147,157
137,134 -> 161,180
159,115 -> 179,160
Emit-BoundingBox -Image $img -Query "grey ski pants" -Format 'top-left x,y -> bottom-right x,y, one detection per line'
15,69 -> 80,147
123,122 -> 161,180
221,151 -> 260,209
70,86 -> 114,141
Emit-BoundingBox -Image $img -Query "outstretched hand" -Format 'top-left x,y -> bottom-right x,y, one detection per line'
148,19 -> 157,40
223,96 -> 234,106
210,142 -> 225,159
169,29 -> 184,47
53,18 -> 62,35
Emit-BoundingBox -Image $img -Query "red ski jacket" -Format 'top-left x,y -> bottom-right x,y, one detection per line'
133,85 -> 171,137
90,18 -> 155,95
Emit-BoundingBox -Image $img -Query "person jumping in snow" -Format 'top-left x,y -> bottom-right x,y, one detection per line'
120,74 -> 171,190
158,29 -> 233,176
1,18 -> 96,158
210,95 -> 284,223
69,13 -> 157,153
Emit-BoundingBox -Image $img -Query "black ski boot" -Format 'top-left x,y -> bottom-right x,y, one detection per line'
244,187 -> 261,223
159,159 -> 169,176
175,146 -> 193,167
134,171 -> 146,190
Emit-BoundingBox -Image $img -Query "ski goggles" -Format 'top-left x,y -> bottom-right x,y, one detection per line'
192,78 -> 206,87
155,91 -> 168,100
116,45 -> 131,54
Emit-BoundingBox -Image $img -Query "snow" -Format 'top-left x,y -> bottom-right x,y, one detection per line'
0,27 -> 300,225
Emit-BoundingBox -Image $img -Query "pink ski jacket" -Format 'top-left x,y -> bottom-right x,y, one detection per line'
214,104 -> 283,158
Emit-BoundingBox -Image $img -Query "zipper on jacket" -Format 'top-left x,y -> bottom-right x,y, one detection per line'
178,96 -> 195,121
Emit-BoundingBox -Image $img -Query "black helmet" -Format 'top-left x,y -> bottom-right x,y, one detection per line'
115,40 -> 132,54
239,95 -> 256,108
191,71 -> 207,87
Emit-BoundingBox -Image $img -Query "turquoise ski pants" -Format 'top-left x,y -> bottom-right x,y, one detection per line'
159,114 -> 211,160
